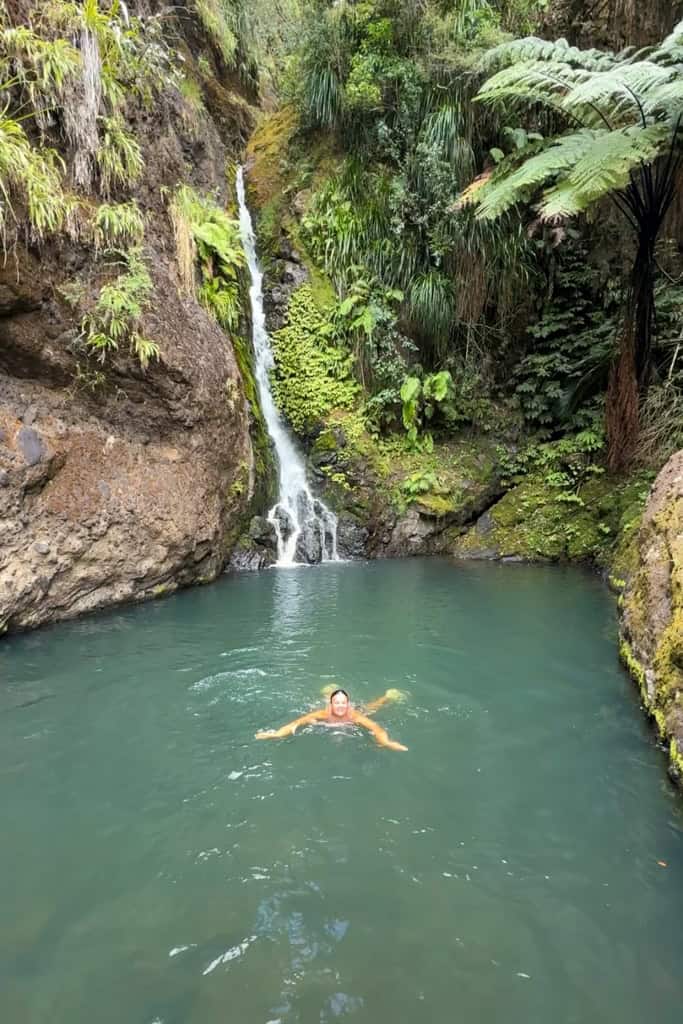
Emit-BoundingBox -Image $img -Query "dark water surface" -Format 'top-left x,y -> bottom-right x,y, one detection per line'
1,559 -> 681,1024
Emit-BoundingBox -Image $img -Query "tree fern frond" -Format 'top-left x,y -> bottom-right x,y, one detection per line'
652,20 -> 683,64
641,81 -> 683,121
481,36 -> 617,74
536,125 -> 670,220
476,59 -> 583,105
560,62 -> 672,123
474,130 -> 597,219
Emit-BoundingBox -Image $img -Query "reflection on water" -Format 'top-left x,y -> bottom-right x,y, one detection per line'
1,559 -> 682,1024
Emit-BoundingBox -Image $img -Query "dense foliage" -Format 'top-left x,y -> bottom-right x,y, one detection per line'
468,24 -> 683,468
274,0 -> 682,473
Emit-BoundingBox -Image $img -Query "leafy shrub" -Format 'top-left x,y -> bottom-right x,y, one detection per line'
400,370 -> 455,445
96,115 -> 143,195
497,428 -> 606,506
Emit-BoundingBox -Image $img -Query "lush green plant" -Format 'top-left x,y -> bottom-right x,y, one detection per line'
94,199 -> 144,249
96,115 -> 143,195
169,183 -> 245,330
0,112 -> 74,242
400,370 -> 455,445
468,21 -> 683,469
513,238 -> 619,428
271,285 -> 360,435
497,427 -> 605,505
81,246 -> 160,368
401,468 -> 446,498
196,0 -> 238,67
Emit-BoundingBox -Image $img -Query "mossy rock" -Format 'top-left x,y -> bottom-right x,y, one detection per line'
245,106 -> 299,208
455,469 -> 652,566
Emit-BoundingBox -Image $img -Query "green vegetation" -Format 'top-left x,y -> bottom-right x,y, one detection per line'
467,24 -> 683,470
81,247 -> 160,369
271,285 -> 360,434
256,0 -> 682,496
94,200 -> 145,250
168,184 -> 246,330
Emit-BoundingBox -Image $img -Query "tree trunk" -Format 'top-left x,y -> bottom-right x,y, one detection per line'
606,322 -> 639,472
606,235 -> 656,472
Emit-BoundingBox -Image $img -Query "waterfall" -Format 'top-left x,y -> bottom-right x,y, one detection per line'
235,167 -> 339,566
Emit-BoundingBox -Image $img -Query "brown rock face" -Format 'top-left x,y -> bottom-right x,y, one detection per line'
620,451 -> 683,787
0,8 -> 263,634
545,0 -> 680,50
0,251 -> 256,632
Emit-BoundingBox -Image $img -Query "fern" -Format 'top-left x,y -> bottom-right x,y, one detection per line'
94,200 -> 145,249
0,111 -> 73,242
96,115 -> 143,195
472,20 -> 683,469
168,183 -> 245,329
81,247 -> 160,369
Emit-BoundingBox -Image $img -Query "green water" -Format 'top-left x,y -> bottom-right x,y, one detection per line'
1,559 -> 682,1024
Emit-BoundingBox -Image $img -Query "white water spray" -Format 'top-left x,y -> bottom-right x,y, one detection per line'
236,167 -> 339,566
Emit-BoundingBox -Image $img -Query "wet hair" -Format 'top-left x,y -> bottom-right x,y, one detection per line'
329,688 -> 349,702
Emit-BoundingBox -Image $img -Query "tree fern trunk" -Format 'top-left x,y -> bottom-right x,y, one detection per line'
606,233 -> 655,471
606,320 -> 639,472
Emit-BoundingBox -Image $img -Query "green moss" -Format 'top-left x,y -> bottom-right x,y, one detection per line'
245,106 -> 300,208
271,285 -> 359,436
455,461 -> 652,569
415,493 -> 460,517
313,428 -> 341,454
670,738 -> 683,779
654,611 -> 683,705
283,214 -> 337,310
232,332 -> 274,495
619,638 -> 647,700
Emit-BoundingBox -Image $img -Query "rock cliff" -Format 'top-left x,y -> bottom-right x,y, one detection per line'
620,451 -> 683,788
0,2 -> 267,633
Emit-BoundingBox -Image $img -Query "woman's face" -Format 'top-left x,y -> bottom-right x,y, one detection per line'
330,692 -> 350,717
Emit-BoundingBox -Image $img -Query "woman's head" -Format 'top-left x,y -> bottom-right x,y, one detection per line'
329,688 -> 350,717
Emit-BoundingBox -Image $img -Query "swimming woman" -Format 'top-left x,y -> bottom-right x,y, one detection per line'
255,688 -> 408,751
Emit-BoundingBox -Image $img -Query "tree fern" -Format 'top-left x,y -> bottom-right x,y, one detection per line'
470,20 -> 683,469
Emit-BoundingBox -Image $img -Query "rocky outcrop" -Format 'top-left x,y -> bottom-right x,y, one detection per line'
619,451 -> 683,788
453,473 -> 650,572
308,421 -> 504,560
0,246 -> 257,633
545,0 -> 679,50
0,5 -> 268,634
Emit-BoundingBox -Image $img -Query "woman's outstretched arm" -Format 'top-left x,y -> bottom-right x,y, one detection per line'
352,711 -> 408,751
255,709 -> 327,739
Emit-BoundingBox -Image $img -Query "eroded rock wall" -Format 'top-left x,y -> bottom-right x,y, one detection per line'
620,451 -> 683,787
0,5 -> 264,634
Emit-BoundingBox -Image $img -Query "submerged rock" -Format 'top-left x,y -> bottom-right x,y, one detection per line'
620,450 -> 683,789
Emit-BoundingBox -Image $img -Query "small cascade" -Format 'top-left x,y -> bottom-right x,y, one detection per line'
235,167 -> 339,566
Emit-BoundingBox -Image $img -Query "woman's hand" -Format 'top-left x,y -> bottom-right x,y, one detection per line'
385,740 -> 408,752
255,729 -> 279,740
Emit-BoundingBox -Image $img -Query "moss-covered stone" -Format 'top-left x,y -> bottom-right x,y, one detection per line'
245,106 -> 299,209
620,450 -> 683,790
454,466 -> 652,567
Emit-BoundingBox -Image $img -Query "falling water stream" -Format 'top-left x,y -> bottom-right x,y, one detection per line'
236,167 -> 338,565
